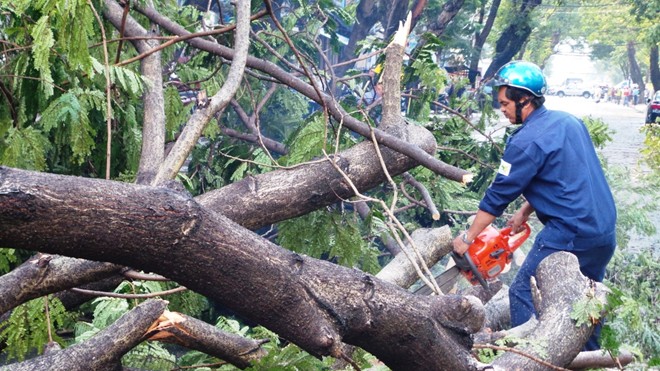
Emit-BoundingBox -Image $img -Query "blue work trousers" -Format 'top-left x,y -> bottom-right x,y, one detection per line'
509,233 -> 616,350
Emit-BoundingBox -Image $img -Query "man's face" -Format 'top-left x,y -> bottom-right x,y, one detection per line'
497,87 -> 517,124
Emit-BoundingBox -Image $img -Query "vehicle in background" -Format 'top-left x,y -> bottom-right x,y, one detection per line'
646,90 -> 660,124
553,78 -> 592,98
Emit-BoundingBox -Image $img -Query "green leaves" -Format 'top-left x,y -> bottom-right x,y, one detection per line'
39,89 -> 100,165
570,288 -> 606,328
91,58 -> 145,98
30,16 -> 55,98
0,248 -> 18,275
277,209 -> 381,273
582,116 -> 614,149
0,297 -> 68,362
1,126 -> 51,170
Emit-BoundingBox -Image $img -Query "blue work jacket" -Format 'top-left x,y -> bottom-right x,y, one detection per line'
479,106 -> 617,250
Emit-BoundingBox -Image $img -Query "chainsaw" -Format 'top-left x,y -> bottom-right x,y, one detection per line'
415,223 -> 531,295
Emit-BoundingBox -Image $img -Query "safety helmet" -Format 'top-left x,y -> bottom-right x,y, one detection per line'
492,61 -> 547,97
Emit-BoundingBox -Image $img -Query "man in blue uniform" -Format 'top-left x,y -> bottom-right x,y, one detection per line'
452,61 -> 617,350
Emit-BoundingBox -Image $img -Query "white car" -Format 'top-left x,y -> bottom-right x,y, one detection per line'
554,83 -> 591,98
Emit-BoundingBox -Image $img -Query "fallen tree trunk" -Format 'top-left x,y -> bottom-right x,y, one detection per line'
491,252 -> 610,370
0,166 -> 483,370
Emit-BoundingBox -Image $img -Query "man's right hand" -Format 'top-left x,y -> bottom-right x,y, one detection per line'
507,202 -> 534,234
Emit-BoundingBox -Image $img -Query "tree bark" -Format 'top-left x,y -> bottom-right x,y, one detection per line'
650,45 -> 660,93
567,349 -> 634,370
427,0 -> 466,37
468,0 -> 501,85
482,0 -> 541,80
0,166 -> 483,370
0,255 -> 122,315
627,41 -> 645,94
491,252 -> 609,370
145,311 -> 269,369
376,226 -> 452,289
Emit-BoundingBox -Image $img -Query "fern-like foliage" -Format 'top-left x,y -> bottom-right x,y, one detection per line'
29,15 -> 55,98
282,115 -> 326,165
0,297 -> 68,362
39,88 -> 102,165
91,58 -> 145,98
603,251 -> 660,365
278,208 -> 381,273
58,0 -> 95,71
0,126 -> 51,170
582,116 -> 614,149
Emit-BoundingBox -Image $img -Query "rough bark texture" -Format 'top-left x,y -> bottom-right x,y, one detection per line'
0,167 -> 483,370
491,252 -> 609,370
0,255 -> 122,315
376,226 -> 452,289
146,312 -> 269,369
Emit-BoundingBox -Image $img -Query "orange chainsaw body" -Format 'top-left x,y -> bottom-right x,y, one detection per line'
461,223 -> 531,286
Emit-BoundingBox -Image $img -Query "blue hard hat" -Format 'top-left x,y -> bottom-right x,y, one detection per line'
492,61 -> 547,97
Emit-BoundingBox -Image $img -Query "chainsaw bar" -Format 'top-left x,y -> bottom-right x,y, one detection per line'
413,266 -> 461,295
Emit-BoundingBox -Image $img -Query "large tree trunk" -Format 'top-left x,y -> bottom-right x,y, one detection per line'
468,0 -> 501,86
0,167 -> 619,369
650,44 -> 660,93
0,166 -> 483,370
483,0 -> 542,79
627,41 -> 645,94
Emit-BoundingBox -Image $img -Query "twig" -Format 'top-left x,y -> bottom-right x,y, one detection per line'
115,9 -> 269,67
71,285 -> 187,299
88,0 -> 114,180
472,344 -> 571,371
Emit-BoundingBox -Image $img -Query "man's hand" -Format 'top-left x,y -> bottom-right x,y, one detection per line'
453,233 -> 471,255
507,202 -> 534,234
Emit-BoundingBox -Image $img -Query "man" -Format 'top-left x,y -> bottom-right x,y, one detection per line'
452,61 -> 617,350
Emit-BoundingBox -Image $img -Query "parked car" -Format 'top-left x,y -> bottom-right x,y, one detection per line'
554,83 -> 592,98
646,90 -> 660,124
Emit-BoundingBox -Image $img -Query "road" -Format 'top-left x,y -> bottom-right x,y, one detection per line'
486,95 -> 658,251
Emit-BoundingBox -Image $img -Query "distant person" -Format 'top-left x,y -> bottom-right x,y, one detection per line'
452,61 -> 617,351
632,85 -> 640,105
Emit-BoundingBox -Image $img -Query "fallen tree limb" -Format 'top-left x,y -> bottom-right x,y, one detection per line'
567,349 -> 634,370
0,255 -> 122,316
376,225 -> 452,289
145,311 -> 269,369
491,252 -> 610,370
0,166 -> 483,370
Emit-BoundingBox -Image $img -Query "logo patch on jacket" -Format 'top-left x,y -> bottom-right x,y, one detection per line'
498,159 -> 511,176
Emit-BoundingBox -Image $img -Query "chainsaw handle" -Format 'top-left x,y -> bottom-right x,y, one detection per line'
451,251 -> 489,290
499,222 -> 531,250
